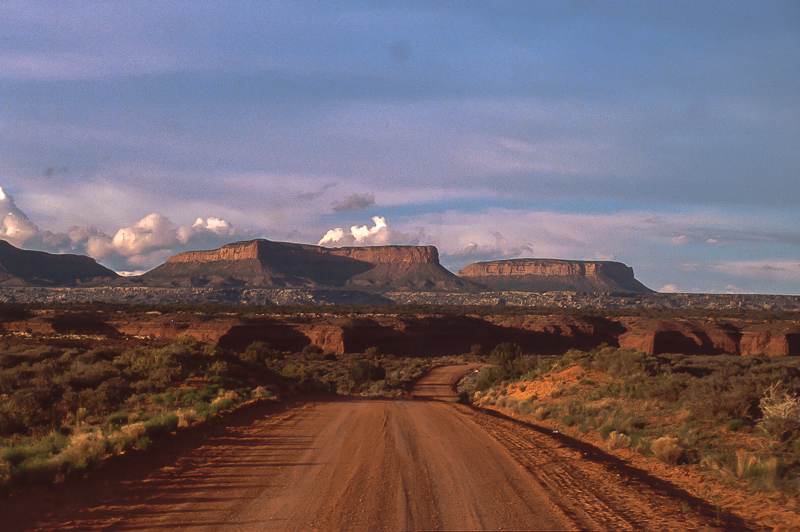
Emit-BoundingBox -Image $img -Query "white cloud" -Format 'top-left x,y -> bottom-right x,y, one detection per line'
318,228 -> 345,245
0,186 -> 240,271
0,187 -> 40,246
658,284 -> 679,293
319,216 -> 388,246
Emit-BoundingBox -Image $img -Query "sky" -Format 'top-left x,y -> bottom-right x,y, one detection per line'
0,1 -> 798,294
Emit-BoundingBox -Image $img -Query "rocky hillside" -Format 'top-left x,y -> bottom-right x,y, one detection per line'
457,259 -> 652,293
139,239 -> 478,292
0,240 -> 118,286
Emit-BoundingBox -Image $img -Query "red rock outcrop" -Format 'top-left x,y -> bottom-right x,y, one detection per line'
458,259 -> 652,293
4,310 -> 797,358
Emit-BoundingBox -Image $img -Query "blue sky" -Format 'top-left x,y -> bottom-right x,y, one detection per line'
0,1 -> 798,294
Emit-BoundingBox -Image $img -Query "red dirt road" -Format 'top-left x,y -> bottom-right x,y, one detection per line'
4,366 -> 748,531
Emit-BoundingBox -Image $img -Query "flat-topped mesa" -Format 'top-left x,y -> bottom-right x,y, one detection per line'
166,240 -> 439,266
142,239 -> 471,291
458,258 -> 652,293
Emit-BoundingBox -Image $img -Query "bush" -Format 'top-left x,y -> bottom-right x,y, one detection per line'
758,383 -> 800,442
491,343 -> 523,378
243,341 -> 279,363
350,359 -> 386,386
561,415 -> 578,427
607,431 -> 632,450
652,436 -> 683,465
143,413 -> 180,438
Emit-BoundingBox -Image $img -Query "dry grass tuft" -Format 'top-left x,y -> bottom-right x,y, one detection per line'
607,431 -> 632,450
652,436 -> 683,465
758,383 -> 800,442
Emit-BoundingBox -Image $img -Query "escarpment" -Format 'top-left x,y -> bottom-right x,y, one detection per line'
7,311 -> 796,357
140,239 -> 476,292
457,259 -> 652,293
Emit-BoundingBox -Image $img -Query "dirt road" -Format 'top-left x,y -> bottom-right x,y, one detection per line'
6,365 -> 747,531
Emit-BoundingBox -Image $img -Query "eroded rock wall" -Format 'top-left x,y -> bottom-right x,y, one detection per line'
3,311 -> 798,357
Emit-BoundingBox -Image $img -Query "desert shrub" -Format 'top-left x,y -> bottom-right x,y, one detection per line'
491,342 -> 522,374
206,360 -> 230,377
652,436 -> 683,465
758,383 -> 800,442
67,359 -> 119,389
468,343 -> 484,356
350,359 -> 386,386
107,411 -> 129,427
561,415 -> 578,427
735,451 -> 781,488
243,341 -> 280,363
143,413 -> 180,438
599,424 -> 616,440
607,431 -> 632,450
251,386 -> 273,399
1,386 -> 62,436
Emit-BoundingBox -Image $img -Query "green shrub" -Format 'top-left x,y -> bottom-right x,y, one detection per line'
143,413 -> 180,438
107,411 -> 129,427
243,341 -> 280,363
350,359 -> 386,386
561,415 -> 578,427
599,424 -> 616,440
491,343 -> 523,378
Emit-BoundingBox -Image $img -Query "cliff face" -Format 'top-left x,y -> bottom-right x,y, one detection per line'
0,240 -> 118,286
457,259 -> 652,293
141,239 -> 472,292
164,240 -> 439,266
4,309 -> 797,357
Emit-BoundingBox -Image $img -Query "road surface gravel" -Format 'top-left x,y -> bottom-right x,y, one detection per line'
4,365 -> 748,530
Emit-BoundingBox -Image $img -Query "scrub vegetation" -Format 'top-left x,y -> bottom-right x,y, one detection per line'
0,330 -> 437,490
460,343 -> 800,495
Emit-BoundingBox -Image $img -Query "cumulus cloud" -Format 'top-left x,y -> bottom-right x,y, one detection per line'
0,186 -> 239,272
0,187 -> 40,246
658,284 -> 679,293
319,216 -> 389,246
331,193 -> 376,212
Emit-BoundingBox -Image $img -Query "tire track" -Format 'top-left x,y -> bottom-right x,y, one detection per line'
453,403 -> 752,531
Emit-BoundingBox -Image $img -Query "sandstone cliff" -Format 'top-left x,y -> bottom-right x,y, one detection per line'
140,239 -> 476,292
8,310 -> 793,358
0,240 -> 118,286
457,259 -> 652,293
